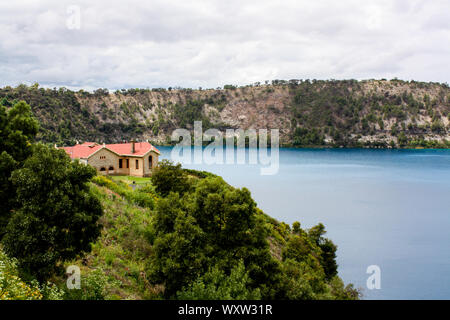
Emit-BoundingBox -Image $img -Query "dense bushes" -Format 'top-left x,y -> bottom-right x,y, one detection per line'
176,261 -> 261,300
36,160 -> 359,300
148,176 -> 281,298
1,100 -> 103,291
0,249 -> 64,300
2,144 -> 103,281
147,160 -> 359,300
150,159 -> 191,197
0,100 -> 39,233
293,128 -> 325,146
63,269 -> 109,300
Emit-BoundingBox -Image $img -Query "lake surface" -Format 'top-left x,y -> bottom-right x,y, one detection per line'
157,146 -> 450,300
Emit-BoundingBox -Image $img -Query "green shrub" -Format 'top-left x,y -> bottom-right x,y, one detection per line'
0,248 -> 63,300
129,191 -> 155,209
177,261 -> 261,300
2,144 -> 102,281
64,269 -> 108,300
151,160 -> 191,197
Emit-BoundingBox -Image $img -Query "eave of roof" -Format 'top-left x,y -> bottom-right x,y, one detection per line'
60,141 -> 160,159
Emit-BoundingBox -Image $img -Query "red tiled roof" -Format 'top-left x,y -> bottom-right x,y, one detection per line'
61,144 -> 102,159
80,142 -> 98,147
107,142 -> 160,156
60,142 -> 160,159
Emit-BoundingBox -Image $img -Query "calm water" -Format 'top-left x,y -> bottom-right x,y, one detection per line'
157,146 -> 450,300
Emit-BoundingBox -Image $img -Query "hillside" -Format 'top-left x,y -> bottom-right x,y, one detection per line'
40,169 -> 357,300
1,79 -> 449,148
1,164 -> 359,300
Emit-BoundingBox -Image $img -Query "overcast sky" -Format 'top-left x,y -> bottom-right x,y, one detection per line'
0,0 -> 449,90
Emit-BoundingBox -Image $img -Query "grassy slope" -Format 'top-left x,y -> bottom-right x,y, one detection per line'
65,182 -> 158,299
110,175 -> 152,185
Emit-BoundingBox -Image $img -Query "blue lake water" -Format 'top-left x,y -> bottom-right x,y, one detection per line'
157,146 -> 450,300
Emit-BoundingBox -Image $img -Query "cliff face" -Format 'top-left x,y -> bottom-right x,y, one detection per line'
1,79 -> 449,148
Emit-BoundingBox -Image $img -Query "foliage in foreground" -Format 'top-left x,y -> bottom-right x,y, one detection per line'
176,261 -> 261,300
0,248 -> 64,300
2,144 -> 103,281
0,100 -> 39,235
148,160 -> 360,300
60,181 -> 158,300
81,163 -> 359,300
0,100 -> 103,284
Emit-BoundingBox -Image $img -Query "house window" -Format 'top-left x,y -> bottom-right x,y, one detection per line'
119,159 -> 123,168
126,159 -> 129,168
149,155 -> 153,168
136,159 -> 139,169
109,166 -> 114,171
100,167 -> 106,171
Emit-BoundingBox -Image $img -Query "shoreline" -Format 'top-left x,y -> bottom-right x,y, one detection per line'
151,143 -> 450,151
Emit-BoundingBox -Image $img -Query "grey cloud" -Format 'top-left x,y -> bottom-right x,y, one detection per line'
0,0 -> 449,90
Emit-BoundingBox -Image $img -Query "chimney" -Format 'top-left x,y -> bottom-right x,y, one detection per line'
131,140 -> 135,154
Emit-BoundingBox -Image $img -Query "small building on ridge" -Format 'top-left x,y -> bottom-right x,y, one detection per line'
60,141 -> 160,177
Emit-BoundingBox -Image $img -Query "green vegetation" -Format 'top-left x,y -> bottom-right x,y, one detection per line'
1,158 -> 359,300
176,261 -> 261,299
0,249 -> 64,300
92,175 -> 155,209
293,127 -> 325,147
110,175 -> 152,185
58,162 -> 358,300
0,100 -> 39,233
150,159 -> 191,196
0,100 -> 102,291
1,80 -> 448,149
2,144 -> 103,281
288,79 -> 449,148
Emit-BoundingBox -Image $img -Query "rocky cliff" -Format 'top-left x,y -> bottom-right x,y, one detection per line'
1,79 -> 449,148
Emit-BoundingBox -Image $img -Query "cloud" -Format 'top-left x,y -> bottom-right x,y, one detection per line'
0,0 -> 449,90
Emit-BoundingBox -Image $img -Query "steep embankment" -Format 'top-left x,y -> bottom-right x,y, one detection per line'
54,171 -> 358,300
0,79 -> 449,148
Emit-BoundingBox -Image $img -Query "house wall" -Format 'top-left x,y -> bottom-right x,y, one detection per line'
143,151 -> 159,176
87,148 -> 119,175
116,157 -> 131,175
85,147 -> 160,177
129,157 -> 143,177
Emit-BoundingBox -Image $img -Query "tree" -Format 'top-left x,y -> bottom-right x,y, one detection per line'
150,176 -> 281,298
0,100 -> 39,163
292,221 -> 301,234
308,223 -> 338,280
1,144 -> 102,281
0,100 -> 39,236
176,261 -> 261,300
319,238 -> 338,281
397,132 -> 408,147
150,159 -> 191,197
